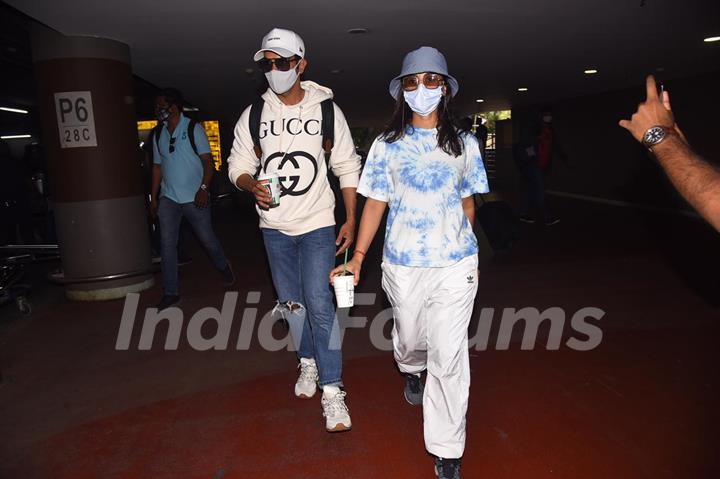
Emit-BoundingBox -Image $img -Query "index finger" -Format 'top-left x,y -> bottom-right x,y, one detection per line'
335,238 -> 351,256
645,75 -> 658,101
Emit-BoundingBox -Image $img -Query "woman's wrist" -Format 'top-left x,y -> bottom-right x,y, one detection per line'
352,249 -> 366,263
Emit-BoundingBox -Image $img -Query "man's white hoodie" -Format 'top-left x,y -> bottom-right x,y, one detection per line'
228,81 -> 361,236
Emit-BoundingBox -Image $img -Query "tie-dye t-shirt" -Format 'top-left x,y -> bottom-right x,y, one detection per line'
357,127 -> 489,267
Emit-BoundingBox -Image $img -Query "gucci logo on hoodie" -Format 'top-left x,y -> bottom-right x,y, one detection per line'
259,118 -> 321,139
263,151 -> 319,197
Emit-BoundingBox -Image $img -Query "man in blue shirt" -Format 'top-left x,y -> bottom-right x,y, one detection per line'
150,88 -> 234,309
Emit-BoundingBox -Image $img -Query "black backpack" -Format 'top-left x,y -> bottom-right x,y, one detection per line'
149,120 -> 200,156
248,98 -> 334,161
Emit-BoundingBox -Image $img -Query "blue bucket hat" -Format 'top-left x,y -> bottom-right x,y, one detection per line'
389,46 -> 459,99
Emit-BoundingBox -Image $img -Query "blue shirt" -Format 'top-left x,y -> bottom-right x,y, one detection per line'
153,114 -> 211,204
357,128 -> 489,267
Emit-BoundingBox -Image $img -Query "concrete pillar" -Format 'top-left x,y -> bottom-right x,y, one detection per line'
32,30 -> 153,300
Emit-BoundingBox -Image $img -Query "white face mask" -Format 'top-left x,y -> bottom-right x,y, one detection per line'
265,67 -> 299,95
156,107 -> 171,123
403,85 -> 443,117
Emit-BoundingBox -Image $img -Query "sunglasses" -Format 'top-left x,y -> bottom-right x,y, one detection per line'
401,73 -> 445,91
256,56 -> 300,73
169,137 -> 176,153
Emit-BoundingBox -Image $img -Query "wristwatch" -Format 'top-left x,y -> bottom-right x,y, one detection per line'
642,126 -> 674,149
200,184 -> 208,191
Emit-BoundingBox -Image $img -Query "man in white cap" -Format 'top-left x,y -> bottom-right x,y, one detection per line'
228,28 -> 361,432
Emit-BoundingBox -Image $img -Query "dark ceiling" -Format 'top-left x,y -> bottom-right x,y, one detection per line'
2,0 -> 720,127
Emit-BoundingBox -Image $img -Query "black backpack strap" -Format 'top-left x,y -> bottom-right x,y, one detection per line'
151,124 -> 163,151
249,98 -> 265,160
320,99 -> 334,161
187,119 -> 199,156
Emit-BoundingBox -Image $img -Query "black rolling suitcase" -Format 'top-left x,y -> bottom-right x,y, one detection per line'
476,196 -> 520,250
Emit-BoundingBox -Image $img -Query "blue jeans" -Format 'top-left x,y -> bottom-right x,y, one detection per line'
158,196 -> 228,295
262,225 -> 342,387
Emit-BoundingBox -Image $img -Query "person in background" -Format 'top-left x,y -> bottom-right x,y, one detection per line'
143,120 -> 190,265
475,117 -> 489,158
513,108 -> 560,226
150,88 -> 234,310
619,75 -> 720,232
331,46 -> 489,479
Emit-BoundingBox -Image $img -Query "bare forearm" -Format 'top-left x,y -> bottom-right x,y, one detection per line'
462,196 -> 475,226
235,173 -> 257,192
200,154 -> 214,187
654,137 -> 720,231
353,198 -> 387,262
341,187 -> 357,223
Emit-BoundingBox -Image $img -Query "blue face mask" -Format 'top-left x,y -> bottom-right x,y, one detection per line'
403,85 -> 443,117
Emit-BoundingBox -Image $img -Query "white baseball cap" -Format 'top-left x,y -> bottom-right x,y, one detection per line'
253,28 -> 305,62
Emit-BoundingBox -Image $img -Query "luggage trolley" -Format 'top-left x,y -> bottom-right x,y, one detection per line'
0,245 -> 60,316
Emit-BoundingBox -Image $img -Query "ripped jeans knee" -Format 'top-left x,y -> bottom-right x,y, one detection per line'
271,300 -> 306,321
272,300 -> 307,353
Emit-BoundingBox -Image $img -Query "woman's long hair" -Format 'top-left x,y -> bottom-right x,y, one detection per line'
380,80 -> 466,157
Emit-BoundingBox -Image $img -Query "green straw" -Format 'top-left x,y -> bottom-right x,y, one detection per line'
343,249 -> 348,275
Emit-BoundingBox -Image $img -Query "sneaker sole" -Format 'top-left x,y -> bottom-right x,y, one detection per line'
326,422 -> 352,433
295,391 -> 316,399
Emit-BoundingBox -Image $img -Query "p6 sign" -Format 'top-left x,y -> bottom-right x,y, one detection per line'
54,91 -> 98,148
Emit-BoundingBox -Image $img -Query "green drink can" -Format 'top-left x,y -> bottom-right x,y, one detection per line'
257,172 -> 281,207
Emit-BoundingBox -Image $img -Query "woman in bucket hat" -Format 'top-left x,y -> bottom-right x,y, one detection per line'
330,46 -> 489,478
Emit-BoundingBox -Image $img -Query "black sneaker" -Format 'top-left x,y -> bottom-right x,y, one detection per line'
519,215 -> 536,224
435,457 -> 461,479
404,373 -> 424,406
545,217 -> 560,226
221,263 -> 235,286
156,294 -> 180,310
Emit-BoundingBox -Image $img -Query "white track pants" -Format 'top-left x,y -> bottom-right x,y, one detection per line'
381,255 -> 479,459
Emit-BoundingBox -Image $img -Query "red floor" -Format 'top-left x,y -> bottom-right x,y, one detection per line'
1,197 -> 719,477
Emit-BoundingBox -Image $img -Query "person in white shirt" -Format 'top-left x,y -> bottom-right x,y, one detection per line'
330,46 -> 489,479
228,28 -> 361,432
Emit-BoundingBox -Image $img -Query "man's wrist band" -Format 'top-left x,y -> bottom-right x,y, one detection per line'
354,250 -> 366,257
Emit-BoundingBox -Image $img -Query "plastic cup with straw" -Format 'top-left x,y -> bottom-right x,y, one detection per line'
333,249 -> 354,308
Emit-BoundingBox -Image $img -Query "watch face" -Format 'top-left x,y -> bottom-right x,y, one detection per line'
643,126 -> 666,146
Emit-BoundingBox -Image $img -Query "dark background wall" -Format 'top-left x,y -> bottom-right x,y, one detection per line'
497,70 -> 720,211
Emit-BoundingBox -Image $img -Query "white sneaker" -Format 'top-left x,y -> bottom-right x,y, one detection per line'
321,388 -> 352,432
295,358 -> 318,399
